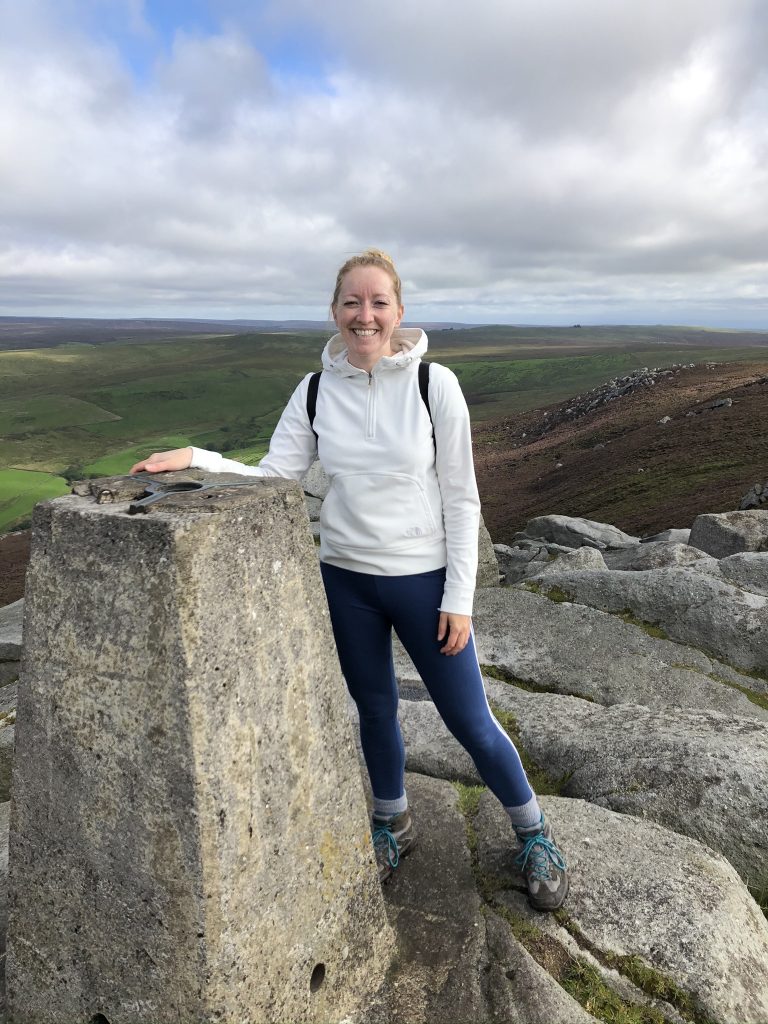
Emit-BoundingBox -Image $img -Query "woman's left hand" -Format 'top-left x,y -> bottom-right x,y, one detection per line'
437,612 -> 472,655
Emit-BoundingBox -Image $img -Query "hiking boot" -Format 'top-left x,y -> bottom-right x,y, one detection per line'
372,809 -> 416,883
514,814 -> 569,911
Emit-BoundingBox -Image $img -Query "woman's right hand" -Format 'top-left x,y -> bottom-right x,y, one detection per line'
129,447 -> 193,475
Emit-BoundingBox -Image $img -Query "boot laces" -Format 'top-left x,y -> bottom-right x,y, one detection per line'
515,830 -> 567,880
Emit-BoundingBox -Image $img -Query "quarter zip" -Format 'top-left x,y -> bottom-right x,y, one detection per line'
365,370 -> 376,439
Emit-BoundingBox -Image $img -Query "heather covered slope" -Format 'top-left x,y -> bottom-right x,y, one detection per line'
474,360 -> 768,543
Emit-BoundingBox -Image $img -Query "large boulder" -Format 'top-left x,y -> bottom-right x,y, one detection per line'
515,515 -> 639,551
475,795 -> 768,1024
534,547 -> 606,575
465,588 -> 768,719
718,552 -> 768,598
483,684 -> 768,886
524,566 -> 768,674
397,689 -> 768,885
602,542 -> 715,571
689,510 -> 768,558
301,459 -> 331,499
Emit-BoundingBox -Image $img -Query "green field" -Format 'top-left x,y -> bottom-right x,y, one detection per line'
1,323 -> 766,533
0,468 -> 70,530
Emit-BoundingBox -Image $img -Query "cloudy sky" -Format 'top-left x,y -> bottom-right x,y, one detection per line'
1,0 -> 767,326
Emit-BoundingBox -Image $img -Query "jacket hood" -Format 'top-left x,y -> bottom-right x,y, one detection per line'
321,327 -> 428,375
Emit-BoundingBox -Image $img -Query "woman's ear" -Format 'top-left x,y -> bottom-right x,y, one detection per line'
395,304 -> 404,326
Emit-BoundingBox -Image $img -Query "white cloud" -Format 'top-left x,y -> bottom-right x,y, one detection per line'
0,0 -> 766,324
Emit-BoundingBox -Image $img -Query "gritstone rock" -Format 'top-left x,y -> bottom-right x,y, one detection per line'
476,796 -> 768,1024
378,773 -> 598,1024
533,547 -> 606,574
6,475 -> 391,1024
467,588 -> 768,719
601,542 -> 715,571
397,690 -> 768,885
517,515 -> 639,551
640,528 -> 691,544
741,482 -> 768,510
689,510 -> 768,558
718,552 -> 768,597
0,601 -> 22,663
524,566 -> 768,674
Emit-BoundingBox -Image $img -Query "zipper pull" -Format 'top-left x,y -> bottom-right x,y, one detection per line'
368,371 -> 373,386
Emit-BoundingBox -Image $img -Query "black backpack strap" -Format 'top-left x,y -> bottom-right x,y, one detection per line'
306,371 -> 322,440
418,361 -> 435,450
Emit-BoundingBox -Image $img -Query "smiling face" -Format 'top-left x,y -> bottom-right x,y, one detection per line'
332,265 -> 404,372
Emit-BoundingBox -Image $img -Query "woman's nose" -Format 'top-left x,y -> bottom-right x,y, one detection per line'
356,301 -> 374,322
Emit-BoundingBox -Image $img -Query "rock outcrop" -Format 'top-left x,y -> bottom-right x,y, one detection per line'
689,509 -> 768,558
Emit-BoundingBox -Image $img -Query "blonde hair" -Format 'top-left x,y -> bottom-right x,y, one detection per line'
331,248 -> 403,310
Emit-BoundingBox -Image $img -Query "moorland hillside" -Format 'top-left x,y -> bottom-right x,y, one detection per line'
474,360 -> 768,542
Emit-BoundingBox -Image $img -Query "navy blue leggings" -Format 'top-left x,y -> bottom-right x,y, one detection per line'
320,562 -> 533,808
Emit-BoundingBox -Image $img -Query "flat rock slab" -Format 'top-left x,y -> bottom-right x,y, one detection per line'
525,566 -> 768,674
0,601 -> 23,662
468,588 -> 768,719
476,795 -> 768,1024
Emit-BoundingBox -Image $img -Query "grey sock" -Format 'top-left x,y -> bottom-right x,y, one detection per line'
373,793 -> 408,819
504,793 -> 542,830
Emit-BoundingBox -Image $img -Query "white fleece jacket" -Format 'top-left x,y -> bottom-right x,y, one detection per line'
189,328 -> 481,615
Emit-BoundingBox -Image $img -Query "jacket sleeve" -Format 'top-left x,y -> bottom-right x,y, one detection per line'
189,374 -> 318,479
429,364 -> 481,616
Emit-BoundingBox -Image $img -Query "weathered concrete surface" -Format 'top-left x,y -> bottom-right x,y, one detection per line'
476,796 -> 768,1024
7,477 -> 392,1024
0,801 -> 8,1023
468,588 -> 768,719
689,510 -> 768,558
526,566 -> 768,673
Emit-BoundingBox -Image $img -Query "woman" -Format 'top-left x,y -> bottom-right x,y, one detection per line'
130,249 -> 568,910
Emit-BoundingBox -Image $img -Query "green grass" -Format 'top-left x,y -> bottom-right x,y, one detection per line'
521,581 -> 574,603
555,911 -> 714,1023
489,701 -> 572,796
616,610 -> 669,640
0,468 -> 69,533
481,662 -> 597,703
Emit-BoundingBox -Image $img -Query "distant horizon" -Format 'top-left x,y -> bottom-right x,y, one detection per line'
1,313 -> 767,333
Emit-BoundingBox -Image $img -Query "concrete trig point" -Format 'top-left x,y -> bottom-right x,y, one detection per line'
6,474 -> 392,1024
